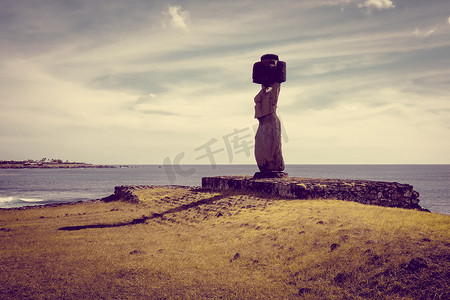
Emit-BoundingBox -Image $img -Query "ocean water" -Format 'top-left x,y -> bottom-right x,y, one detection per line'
0,165 -> 448,214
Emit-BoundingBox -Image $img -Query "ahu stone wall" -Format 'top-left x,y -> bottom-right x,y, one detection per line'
202,176 -> 424,210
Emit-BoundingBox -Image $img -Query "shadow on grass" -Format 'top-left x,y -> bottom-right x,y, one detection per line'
58,193 -> 226,231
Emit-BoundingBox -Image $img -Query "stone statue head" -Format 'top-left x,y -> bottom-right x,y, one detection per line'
252,54 -> 286,85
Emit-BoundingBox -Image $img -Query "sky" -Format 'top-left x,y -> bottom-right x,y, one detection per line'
1,0 -> 449,165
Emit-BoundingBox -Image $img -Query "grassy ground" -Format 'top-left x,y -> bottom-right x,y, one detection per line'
0,186 -> 449,299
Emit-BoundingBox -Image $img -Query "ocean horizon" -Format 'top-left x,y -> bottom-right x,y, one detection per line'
0,164 -> 448,214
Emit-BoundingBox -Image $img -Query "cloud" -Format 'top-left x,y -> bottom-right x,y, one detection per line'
413,27 -> 437,38
360,0 -> 395,10
321,0 -> 395,13
411,14 -> 450,39
131,108 -> 179,116
164,4 -> 190,31
357,0 -> 394,15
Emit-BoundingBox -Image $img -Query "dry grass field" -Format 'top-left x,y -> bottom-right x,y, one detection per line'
1,186 -> 449,299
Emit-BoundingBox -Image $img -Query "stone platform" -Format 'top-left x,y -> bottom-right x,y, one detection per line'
202,176 -> 424,210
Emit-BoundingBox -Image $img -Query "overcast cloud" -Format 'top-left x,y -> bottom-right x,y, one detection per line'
0,0 -> 449,164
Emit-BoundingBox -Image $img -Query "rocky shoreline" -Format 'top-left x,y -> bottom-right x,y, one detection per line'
0,160 -> 114,169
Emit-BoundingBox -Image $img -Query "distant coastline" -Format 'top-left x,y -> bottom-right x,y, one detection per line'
0,159 -> 114,169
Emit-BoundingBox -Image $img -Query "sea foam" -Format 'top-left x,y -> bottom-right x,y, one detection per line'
0,196 -> 46,208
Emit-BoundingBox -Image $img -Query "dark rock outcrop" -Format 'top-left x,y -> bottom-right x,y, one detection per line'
109,185 -> 141,203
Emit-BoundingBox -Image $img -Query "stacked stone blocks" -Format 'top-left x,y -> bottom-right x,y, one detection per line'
202,176 -> 422,210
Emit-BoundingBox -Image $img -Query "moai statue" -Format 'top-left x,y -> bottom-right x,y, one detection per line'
252,54 -> 288,179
